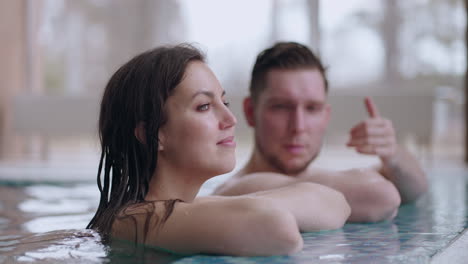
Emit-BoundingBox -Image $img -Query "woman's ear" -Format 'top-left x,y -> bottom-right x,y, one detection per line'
134,122 -> 146,144
135,122 -> 165,151
158,129 -> 165,151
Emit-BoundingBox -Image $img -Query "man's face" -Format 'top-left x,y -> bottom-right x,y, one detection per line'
248,68 -> 330,175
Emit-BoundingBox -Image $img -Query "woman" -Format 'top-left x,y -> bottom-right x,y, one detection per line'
87,44 -> 351,256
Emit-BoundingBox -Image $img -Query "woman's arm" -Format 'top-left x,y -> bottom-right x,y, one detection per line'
113,197 -> 303,256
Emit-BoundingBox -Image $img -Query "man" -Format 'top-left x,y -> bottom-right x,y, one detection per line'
214,42 -> 428,222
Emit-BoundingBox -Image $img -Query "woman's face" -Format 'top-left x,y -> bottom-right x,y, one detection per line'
158,61 -> 237,179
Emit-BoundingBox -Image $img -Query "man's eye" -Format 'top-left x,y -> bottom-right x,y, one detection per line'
272,104 -> 288,109
308,105 -> 324,112
197,104 -> 210,111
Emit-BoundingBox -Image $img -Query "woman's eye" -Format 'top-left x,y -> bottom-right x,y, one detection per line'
197,104 -> 210,111
223,101 -> 230,107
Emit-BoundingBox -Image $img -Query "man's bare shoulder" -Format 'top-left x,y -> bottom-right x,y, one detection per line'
213,166 -> 348,195
304,165 -> 390,187
213,164 -> 386,196
211,171 -> 242,195
213,170 -> 299,195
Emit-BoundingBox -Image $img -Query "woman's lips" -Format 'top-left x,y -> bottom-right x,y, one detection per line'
217,136 -> 236,147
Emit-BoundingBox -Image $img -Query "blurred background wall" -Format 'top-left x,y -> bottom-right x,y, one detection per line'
0,0 -> 465,176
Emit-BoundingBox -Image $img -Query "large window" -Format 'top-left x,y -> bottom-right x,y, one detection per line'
1,0 -> 465,164
321,0 -> 465,89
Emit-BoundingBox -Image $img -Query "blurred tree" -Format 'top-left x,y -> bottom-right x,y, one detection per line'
381,0 -> 400,83
307,0 -> 320,52
41,0 -> 186,95
464,0 -> 468,163
346,0 -> 464,89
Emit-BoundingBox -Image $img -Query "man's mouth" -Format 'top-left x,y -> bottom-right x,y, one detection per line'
284,144 -> 305,154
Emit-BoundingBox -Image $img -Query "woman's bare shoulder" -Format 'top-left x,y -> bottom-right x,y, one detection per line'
111,200 -> 180,244
111,196 -> 302,255
111,197 -> 242,242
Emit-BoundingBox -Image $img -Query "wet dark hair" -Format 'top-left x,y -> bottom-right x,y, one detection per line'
87,44 -> 205,237
249,42 -> 328,102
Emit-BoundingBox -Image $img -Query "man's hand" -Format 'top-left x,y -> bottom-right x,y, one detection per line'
346,96 -> 427,203
346,97 -> 397,162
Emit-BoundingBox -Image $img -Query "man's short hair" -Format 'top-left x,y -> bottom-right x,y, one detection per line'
249,42 -> 328,102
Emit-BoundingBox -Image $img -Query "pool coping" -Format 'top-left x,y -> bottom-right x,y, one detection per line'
431,228 -> 468,264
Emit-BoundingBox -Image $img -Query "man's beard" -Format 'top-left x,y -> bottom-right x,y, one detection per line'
256,138 -> 322,176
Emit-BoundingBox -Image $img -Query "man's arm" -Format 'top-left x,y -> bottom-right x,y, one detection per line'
214,170 -> 400,223
214,173 -> 351,230
347,97 -> 428,203
376,147 -> 427,203
243,181 -> 351,232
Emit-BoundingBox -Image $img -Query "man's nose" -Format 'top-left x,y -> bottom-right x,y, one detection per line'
289,107 -> 305,132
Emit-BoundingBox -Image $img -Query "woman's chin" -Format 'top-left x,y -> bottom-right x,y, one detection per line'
209,161 -> 236,178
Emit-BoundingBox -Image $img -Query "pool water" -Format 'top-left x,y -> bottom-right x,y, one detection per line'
0,167 -> 467,263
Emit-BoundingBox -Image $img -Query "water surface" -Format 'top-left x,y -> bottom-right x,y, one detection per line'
0,167 -> 466,263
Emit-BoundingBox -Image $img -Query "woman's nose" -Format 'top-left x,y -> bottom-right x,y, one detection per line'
220,106 -> 237,130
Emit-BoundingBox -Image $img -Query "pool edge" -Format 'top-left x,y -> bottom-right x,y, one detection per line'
431,228 -> 468,264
